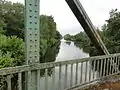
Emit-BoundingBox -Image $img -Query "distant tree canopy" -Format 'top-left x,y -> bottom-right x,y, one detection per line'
0,1 -> 62,68
64,34 -> 72,41
64,32 -> 90,47
64,9 -> 120,56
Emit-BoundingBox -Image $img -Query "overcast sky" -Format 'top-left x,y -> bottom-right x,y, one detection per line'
7,0 -> 120,35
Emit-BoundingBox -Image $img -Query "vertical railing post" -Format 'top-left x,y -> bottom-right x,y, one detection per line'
25,0 -> 40,90
89,61 -> 92,82
100,59 -> 103,77
97,60 -> 99,78
70,64 -> 73,86
80,63 -> 83,84
59,65 -> 62,90
64,64 -> 68,89
45,69 -> 48,90
103,59 -> 106,76
85,62 -> 88,82
7,75 -> 12,90
93,60 -> 96,80
52,68 -> 55,90
117,56 -> 120,73
106,58 -> 109,76
75,63 -> 78,85
18,73 -> 22,90
37,70 -> 40,90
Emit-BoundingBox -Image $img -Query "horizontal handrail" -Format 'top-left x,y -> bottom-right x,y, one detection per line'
0,53 -> 120,75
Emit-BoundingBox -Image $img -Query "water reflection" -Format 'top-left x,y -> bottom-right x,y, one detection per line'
74,41 -> 90,54
65,41 -> 71,45
56,41 -> 89,61
41,42 -> 61,63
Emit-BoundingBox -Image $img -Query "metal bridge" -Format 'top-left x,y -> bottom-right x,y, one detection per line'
0,0 -> 120,90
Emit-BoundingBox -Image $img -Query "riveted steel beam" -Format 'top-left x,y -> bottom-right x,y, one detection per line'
25,0 -> 40,90
25,0 -> 40,64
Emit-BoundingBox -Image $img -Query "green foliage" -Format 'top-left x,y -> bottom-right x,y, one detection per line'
101,9 -> 120,54
0,34 -> 25,66
64,32 -> 90,47
74,32 -> 90,46
40,15 -> 56,39
55,31 -> 62,40
40,15 -> 61,61
0,1 -> 24,38
0,56 -> 14,68
105,9 -> 120,41
0,20 -> 5,34
64,34 -> 72,41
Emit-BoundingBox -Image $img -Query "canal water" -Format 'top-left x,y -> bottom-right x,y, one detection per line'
40,40 -> 98,90
56,40 -> 89,62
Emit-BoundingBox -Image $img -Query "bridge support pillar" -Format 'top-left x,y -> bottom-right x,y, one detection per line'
25,0 -> 40,90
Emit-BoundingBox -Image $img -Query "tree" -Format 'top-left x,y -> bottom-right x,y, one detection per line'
0,1 -> 24,38
40,15 -> 61,62
105,9 -> 120,41
64,34 -> 71,41
101,9 -> 120,54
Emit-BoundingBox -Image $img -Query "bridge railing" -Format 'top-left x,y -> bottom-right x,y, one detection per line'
0,53 -> 120,90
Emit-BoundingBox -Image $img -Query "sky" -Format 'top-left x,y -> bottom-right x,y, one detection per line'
7,0 -> 120,35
